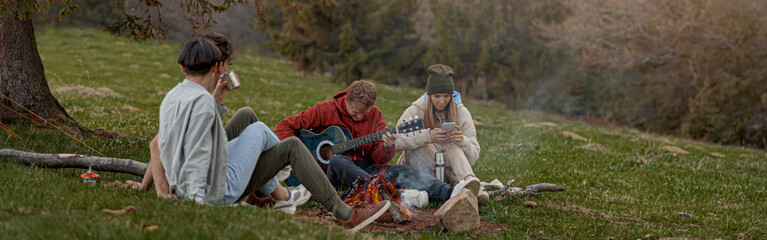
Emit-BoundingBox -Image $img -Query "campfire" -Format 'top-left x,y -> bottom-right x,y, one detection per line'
341,167 -> 414,223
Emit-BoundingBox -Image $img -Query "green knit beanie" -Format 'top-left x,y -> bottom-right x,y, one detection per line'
426,64 -> 454,94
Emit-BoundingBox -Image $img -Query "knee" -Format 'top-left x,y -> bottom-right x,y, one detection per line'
283,137 -> 302,147
327,155 -> 350,169
243,121 -> 269,134
237,107 -> 255,114
282,136 -> 303,145
236,122 -> 272,142
236,107 -> 258,121
281,137 -> 310,155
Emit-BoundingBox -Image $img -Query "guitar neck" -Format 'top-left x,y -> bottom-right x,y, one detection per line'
333,128 -> 397,153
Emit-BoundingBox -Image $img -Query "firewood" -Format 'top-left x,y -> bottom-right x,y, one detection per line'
378,186 -> 410,223
386,201 -> 409,223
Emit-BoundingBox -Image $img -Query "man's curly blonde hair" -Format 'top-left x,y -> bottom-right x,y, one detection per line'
346,80 -> 377,107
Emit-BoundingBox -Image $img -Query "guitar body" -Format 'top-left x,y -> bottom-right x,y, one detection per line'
296,119 -> 423,171
297,126 -> 352,171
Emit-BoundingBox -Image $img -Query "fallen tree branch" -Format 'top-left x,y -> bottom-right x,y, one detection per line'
0,149 -> 147,176
521,183 -> 565,193
489,183 -> 565,199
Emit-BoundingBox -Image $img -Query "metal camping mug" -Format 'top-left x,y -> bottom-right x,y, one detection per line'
221,70 -> 241,90
434,152 -> 445,182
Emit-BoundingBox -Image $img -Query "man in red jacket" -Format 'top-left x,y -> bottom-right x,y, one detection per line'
276,80 -> 396,187
277,80 -> 479,202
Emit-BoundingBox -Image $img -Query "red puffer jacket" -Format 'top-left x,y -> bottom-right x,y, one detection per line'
276,90 -> 395,165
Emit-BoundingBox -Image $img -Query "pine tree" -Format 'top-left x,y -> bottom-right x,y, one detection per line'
269,0 -> 423,85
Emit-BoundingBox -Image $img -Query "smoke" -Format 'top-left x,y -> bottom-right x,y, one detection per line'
401,150 -> 436,176
381,164 -> 449,201
377,149 -> 464,201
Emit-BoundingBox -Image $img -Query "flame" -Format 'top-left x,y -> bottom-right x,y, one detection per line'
343,167 -> 402,207
342,167 -> 415,223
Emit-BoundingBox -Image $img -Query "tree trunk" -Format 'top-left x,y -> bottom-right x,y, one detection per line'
0,11 -> 87,137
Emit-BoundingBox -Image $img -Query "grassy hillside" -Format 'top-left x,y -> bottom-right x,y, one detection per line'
1,28 -> 766,239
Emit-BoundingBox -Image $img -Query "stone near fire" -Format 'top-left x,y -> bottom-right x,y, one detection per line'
434,189 -> 479,232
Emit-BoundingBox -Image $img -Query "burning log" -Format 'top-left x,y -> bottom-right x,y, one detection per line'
341,167 -> 412,223
379,184 -> 413,223
342,169 -> 399,207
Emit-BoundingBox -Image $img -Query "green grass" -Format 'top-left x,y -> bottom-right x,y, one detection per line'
2,28 -> 766,239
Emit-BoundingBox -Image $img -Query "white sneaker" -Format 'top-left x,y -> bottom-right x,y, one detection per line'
450,177 -> 480,199
274,185 -> 312,214
400,189 -> 428,208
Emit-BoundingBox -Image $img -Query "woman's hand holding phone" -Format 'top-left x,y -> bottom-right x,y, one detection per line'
430,128 -> 450,142
431,123 -> 463,143
448,125 -> 463,143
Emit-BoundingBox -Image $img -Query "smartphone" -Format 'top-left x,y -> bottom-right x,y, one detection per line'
441,122 -> 456,131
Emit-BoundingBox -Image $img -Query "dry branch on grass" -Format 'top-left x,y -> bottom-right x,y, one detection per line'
490,182 -> 565,200
102,206 -> 135,215
561,131 -> 588,141
0,149 -> 147,176
662,146 -> 690,154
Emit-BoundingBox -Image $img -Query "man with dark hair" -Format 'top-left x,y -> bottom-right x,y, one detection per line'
198,32 -> 232,62
276,80 -> 478,203
150,35 -> 391,231
136,32 -> 293,210
137,32 -> 284,205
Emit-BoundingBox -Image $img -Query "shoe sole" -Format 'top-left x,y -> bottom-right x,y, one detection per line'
274,206 -> 297,215
465,179 -> 480,196
350,201 -> 391,232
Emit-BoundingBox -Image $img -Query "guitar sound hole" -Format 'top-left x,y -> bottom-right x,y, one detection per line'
320,146 -> 334,160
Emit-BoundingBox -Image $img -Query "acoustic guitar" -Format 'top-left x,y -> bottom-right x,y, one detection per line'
297,117 -> 424,170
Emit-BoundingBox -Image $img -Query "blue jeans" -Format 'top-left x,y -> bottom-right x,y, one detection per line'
219,122 -> 280,205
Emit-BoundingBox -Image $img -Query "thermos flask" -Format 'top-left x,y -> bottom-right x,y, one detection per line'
434,152 -> 445,182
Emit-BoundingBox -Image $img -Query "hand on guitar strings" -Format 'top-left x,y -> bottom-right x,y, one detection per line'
382,132 -> 398,149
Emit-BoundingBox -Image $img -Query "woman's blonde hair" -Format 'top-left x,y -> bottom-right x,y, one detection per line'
423,94 -> 457,130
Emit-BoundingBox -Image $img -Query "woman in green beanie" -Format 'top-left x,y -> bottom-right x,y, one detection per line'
394,64 -> 487,203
